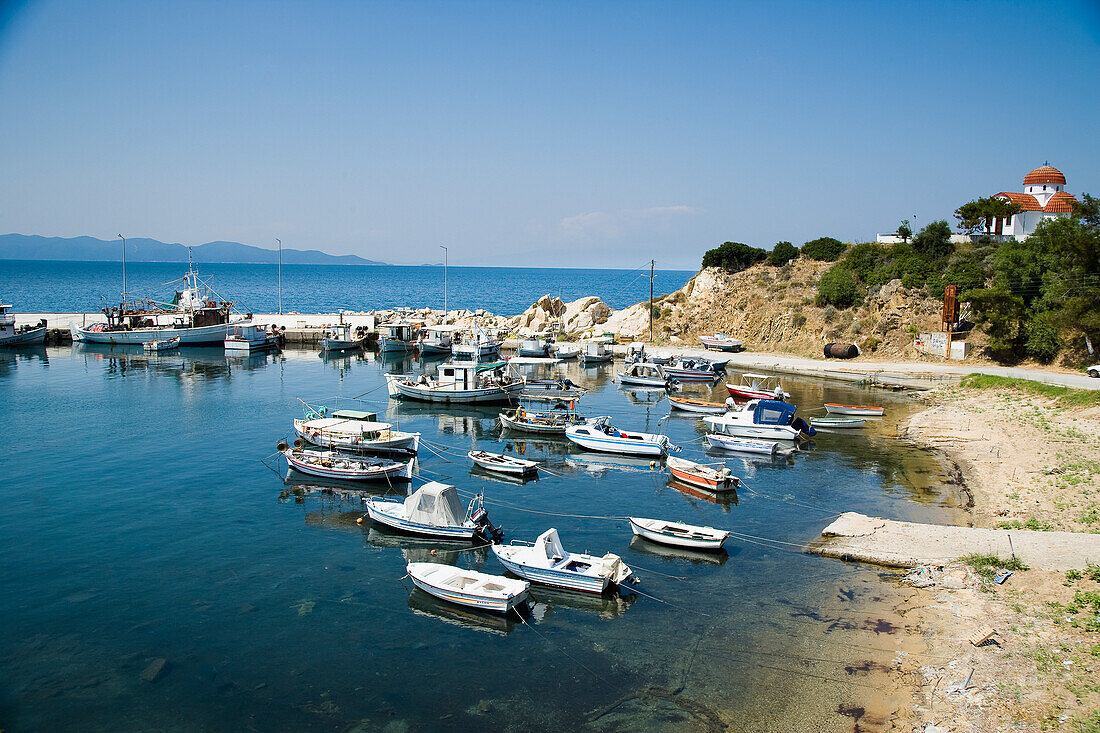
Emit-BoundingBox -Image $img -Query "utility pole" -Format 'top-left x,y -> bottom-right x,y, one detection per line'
118,234 -> 126,304
276,238 -> 282,315
649,259 -> 654,342
440,245 -> 448,315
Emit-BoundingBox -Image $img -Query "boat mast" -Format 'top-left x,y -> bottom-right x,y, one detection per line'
276,238 -> 282,315
118,234 -> 126,305
649,259 -> 654,342
440,245 -> 448,316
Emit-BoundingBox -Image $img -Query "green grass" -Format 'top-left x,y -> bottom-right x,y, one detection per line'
962,552 -> 1029,581
960,373 -> 1100,407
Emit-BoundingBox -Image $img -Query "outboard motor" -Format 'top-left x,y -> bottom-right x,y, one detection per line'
791,417 -> 816,437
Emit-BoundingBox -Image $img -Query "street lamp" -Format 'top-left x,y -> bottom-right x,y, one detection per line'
440,245 -> 448,315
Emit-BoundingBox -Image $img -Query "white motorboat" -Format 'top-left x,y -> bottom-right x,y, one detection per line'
516,337 -> 553,358
551,343 -> 580,359
565,416 -> 678,457
703,399 -> 815,441
279,443 -> 413,481
492,528 -> 634,593
418,325 -> 460,355
704,434 -> 782,455
407,562 -> 530,615
468,450 -> 538,476
225,324 -> 279,352
379,322 -> 419,353
386,361 -> 525,404
665,456 -> 738,492
823,403 -> 885,416
700,333 -> 743,352
617,362 -> 673,388
667,395 -> 727,414
661,357 -> 723,383
499,407 -> 586,435
362,482 -> 495,540
726,373 -> 788,401
579,341 -> 613,364
628,517 -> 729,551
142,336 -> 181,352
294,408 -> 420,454
0,301 -> 46,347
319,315 -> 367,351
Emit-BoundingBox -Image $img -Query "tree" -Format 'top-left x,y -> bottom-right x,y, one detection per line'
816,266 -> 861,308
701,241 -> 768,272
1072,193 -> 1100,228
954,197 -> 1021,235
801,237 -> 846,261
911,220 -> 953,260
896,219 -> 912,243
767,241 -> 799,266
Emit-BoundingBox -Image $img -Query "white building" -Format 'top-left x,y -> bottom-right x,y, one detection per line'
992,165 -> 1078,239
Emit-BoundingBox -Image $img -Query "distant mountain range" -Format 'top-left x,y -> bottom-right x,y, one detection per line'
0,234 -> 386,265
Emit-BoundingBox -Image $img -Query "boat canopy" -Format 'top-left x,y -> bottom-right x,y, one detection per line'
537,528 -> 567,563
740,373 -> 770,381
425,325 -> 463,333
331,409 -> 378,421
404,482 -> 465,526
752,399 -> 797,426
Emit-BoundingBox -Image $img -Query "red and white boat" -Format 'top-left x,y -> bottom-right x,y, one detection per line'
726,373 -> 788,401
700,333 -> 743,352
823,403 -> 884,417
666,456 -> 738,492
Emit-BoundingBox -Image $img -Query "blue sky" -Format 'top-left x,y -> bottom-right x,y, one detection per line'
1,0 -> 1097,269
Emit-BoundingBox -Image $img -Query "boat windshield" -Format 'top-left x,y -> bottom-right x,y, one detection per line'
752,399 -> 796,426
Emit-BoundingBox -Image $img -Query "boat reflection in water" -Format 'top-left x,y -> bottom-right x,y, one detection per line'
407,588 -> 520,636
526,585 -> 637,622
565,452 -> 664,476
364,528 -> 488,565
628,534 -> 730,565
469,464 -> 540,486
666,478 -> 738,511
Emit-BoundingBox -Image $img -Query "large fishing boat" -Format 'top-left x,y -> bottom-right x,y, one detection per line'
70,261 -> 248,345
385,360 -> 525,404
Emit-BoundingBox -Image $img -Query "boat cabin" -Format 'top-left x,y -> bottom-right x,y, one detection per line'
382,323 -> 418,341
745,399 -> 798,426
420,325 -> 460,347
583,342 -> 611,357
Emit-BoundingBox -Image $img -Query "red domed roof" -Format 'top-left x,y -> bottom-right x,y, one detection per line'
1043,191 -> 1078,213
995,192 -> 1042,211
1024,165 -> 1066,185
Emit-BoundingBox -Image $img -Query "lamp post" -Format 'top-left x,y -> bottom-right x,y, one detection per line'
276,238 -> 282,315
440,245 -> 448,315
118,234 -> 126,304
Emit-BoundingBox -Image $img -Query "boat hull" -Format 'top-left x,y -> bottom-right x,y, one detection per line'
668,465 -> 736,492
364,501 -> 478,539
320,337 -> 364,351
492,548 -> 609,593
662,368 -> 720,382
565,429 -> 667,457
499,411 -> 575,435
668,397 -> 726,414
617,374 -> 667,387
726,386 -> 777,401
824,403 -> 884,416
704,434 -> 780,455
417,342 -> 453,355
628,519 -> 727,550
0,326 -> 47,347
388,377 -> 525,404
409,571 -> 528,614
703,418 -> 802,441
579,354 -> 613,364
226,337 -> 278,352
284,451 -> 411,481
293,421 -> 420,454
810,417 -> 867,429
469,452 -> 537,475
700,337 -> 742,352
74,321 -> 245,345
378,337 -> 418,353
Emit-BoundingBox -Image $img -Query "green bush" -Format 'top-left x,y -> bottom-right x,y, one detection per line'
801,237 -> 846,261
701,241 -> 767,272
911,220 -> 953,261
767,241 -> 799,267
816,266 -> 861,308
1025,312 -> 1062,363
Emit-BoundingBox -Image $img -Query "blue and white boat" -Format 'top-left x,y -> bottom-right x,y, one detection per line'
362,482 -> 493,540
565,416 -> 678,457
407,562 -> 530,614
703,398 -> 816,441
492,528 -> 635,594
417,325 -> 458,356
379,322 -> 419,353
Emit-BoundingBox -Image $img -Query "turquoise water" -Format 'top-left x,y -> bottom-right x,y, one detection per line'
0,260 -> 695,315
0,346 -> 963,730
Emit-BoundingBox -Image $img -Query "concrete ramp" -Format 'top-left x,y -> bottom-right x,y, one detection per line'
809,512 -> 1100,571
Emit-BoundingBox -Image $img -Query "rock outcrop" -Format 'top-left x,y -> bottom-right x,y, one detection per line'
510,295 -> 612,336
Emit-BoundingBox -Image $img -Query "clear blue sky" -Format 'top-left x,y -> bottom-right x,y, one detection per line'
1,0 -> 1097,268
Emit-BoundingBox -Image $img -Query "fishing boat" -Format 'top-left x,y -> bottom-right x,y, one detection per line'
665,456 -> 738,491
726,373 -> 789,401
627,517 -> 729,551
225,324 -> 279,352
516,337 -> 554,358
700,333 -> 743,352
824,403 -> 885,416
378,322 -> 419,353
0,301 -> 47,347
385,361 -> 525,404
293,408 -> 421,454
661,357 -> 723,383
520,378 -> 587,401
499,407 -> 586,434
617,361 -> 674,388
279,443 -> 413,481
451,330 -> 502,361
362,482 -> 497,540
468,450 -> 538,476
70,260 -> 249,345
667,395 -> 728,414
703,399 -> 816,441
810,416 -> 867,429
704,434 -> 782,455
551,343 -> 580,360
320,314 -> 367,351
565,416 -> 679,457
142,336 -> 181,352
491,528 -> 634,593
579,341 -> 613,364
417,325 -> 459,355
406,562 -> 530,615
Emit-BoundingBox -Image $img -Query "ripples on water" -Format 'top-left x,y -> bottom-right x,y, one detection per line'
0,346 -> 964,731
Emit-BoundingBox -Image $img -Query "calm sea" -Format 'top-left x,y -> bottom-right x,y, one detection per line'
0,345 -> 965,730
0,260 -> 696,315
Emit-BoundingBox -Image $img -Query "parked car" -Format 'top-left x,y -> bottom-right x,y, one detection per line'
1088,365 -> 1100,378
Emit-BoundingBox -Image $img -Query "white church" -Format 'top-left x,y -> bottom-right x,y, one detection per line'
991,165 -> 1078,239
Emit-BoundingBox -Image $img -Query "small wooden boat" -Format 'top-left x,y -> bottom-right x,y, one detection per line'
499,407 -> 586,435
726,373 -> 788,401
704,434 -> 781,455
810,416 -> 867,429
700,333 -> 743,352
279,443 -> 413,481
565,417 -> 678,457
617,362 -> 672,388
628,517 -> 729,551
142,336 -> 181,352
668,395 -> 728,414
521,378 -> 587,401
363,482 -> 495,540
665,456 -> 738,491
294,409 -> 420,454
407,562 -> 530,614
824,403 -> 884,416
662,357 -> 723,383
491,528 -> 634,593
468,450 -> 538,476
